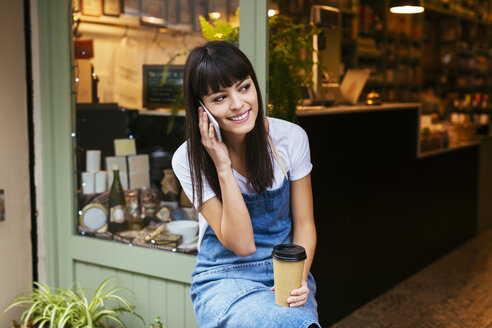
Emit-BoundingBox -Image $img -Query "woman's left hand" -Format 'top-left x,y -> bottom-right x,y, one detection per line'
287,280 -> 309,307
270,280 -> 309,307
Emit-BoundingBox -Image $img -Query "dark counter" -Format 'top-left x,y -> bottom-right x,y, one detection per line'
297,105 -> 478,326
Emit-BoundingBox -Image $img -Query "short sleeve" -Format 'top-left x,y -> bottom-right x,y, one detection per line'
171,142 -> 216,209
288,124 -> 313,181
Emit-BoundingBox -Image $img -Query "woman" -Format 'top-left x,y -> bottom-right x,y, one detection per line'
172,41 -> 319,328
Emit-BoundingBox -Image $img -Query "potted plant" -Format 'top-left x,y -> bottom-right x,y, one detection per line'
2,277 -> 144,328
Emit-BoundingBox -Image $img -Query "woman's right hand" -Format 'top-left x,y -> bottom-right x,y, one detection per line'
198,107 -> 231,172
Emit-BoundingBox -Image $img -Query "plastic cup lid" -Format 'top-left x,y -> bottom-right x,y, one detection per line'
272,244 -> 307,262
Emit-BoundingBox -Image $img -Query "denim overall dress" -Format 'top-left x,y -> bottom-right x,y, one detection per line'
190,156 -> 320,328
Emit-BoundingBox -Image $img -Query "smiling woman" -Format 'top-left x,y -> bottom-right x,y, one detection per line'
171,41 -> 320,328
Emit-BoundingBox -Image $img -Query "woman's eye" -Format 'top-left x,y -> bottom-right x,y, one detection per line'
240,84 -> 251,92
213,95 -> 226,102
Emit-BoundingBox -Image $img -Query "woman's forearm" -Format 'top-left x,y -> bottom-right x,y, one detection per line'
216,167 -> 255,256
290,174 -> 317,281
293,225 -> 317,281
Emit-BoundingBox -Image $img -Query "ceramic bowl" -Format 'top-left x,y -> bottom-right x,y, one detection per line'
166,220 -> 199,244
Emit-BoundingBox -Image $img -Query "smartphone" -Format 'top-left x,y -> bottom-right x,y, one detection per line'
199,101 -> 222,142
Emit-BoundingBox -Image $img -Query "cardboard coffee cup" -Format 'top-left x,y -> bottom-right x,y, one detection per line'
272,244 -> 307,307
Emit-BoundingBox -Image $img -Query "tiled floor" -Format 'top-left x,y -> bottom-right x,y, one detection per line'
332,229 -> 492,328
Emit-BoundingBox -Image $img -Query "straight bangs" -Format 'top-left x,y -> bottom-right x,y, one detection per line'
192,49 -> 251,98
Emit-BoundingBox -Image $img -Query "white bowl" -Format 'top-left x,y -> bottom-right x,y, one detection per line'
166,220 -> 199,244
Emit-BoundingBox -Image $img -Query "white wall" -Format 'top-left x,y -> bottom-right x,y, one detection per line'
0,0 -> 33,325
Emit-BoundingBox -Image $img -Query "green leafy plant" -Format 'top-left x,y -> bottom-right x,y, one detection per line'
268,14 -> 319,122
199,13 -> 239,46
149,316 -> 165,328
2,277 -> 144,328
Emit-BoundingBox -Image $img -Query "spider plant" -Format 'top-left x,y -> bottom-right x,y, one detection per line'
2,277 -> 144,328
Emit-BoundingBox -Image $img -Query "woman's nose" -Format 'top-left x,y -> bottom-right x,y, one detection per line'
229,92 -> 242,110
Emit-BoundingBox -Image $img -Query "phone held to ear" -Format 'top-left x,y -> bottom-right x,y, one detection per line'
199,101 -> 222,142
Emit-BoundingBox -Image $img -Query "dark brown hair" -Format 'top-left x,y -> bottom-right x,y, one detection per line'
183,41 -> 273,210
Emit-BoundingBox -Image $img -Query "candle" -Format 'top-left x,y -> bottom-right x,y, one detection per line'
95,171 -> 107,193
86,150 -> 101,173
81,172 -> 95,194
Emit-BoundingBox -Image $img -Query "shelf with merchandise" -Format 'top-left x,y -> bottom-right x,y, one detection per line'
341,0 -> 424,103
422,0 -> 492,112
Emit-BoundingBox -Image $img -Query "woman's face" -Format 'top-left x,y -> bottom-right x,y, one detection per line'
200,76 -> 258,138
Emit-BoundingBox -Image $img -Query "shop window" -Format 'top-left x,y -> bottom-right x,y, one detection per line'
72,0 -> 239,255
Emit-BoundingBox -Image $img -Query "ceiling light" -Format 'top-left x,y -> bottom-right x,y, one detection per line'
210,12 -> 221,20
141,16 -> 166,27
390,0 -> 424,14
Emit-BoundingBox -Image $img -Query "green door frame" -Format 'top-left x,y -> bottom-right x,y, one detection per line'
239,0 -> 269,109
37,0 -> 75,287
37,0 -> 268,288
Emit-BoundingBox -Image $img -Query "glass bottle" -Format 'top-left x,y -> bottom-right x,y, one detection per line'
161,168 -> 180,208
461,94 -> 471,126
450,98 -> 460,126
91,65 -> 99,103
126,189 -> 142,230
479,94 -> 490,136
472,93 -> 481,129
108,165 -> 128,233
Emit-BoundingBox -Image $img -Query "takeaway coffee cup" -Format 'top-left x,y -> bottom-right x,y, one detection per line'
272,244 -> 307,307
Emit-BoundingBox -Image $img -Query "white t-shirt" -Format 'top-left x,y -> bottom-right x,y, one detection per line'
171,117 -> 313,249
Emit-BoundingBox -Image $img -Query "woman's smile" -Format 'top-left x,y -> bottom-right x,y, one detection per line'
228,109 -> 250,123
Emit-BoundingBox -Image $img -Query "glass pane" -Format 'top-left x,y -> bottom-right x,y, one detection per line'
71,0 -> 239,253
